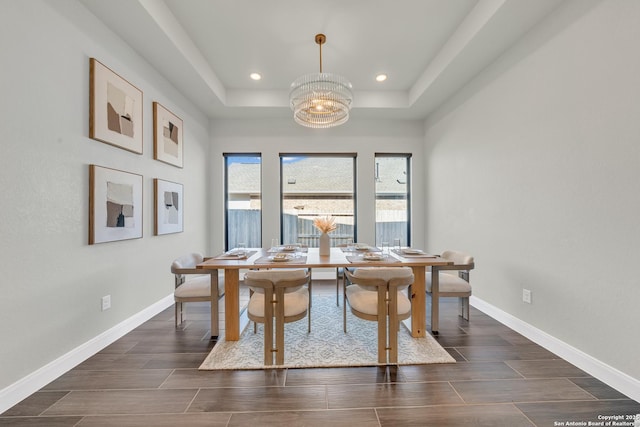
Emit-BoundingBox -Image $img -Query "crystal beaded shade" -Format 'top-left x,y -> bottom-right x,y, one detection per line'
289,34 -> 353,129
290,73 -> 353,128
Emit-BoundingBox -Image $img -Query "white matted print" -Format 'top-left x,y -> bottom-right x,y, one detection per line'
89,58 -> 143,154
154,179 -> 183,235
153,102 -> 183,168
89,165 -> 143,244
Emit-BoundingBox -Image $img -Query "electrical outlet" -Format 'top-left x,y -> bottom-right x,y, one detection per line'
101,295 -> 111,311
522,289 -> 532,304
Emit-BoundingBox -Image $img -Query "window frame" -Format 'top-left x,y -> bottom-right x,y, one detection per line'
279,152 -> 358,245
223,152 -> 262,251
374,153 -> 412,247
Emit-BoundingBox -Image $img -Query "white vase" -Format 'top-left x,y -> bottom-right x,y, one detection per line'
319,232 -> 330,256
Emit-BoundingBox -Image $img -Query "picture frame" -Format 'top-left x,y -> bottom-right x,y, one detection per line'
89,165 -> 143,245
153,102 -> 183,167
154,179 -> 184,235
89,58 -> 143,154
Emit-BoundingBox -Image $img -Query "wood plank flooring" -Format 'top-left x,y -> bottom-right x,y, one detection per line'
2,280 -> 638,426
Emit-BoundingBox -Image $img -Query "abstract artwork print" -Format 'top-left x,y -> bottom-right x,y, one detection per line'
90,58 -> 143,154
163,191 -> 179,225
106,182 -> 134,228
89,165 -> 143,245
162,119 -> 179,158
106,83 -> 135,137
153,102 -> 183,167
154,179 -> 183,235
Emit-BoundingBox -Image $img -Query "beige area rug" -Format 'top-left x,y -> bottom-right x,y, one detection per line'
199,296 -> 455,370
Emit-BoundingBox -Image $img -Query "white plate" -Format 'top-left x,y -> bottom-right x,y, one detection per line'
270,254 -> 293,262
227,250 -> 247,257
363,253 -> 383,261
402,248 -> 423,254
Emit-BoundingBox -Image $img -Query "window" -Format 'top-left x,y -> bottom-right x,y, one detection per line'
224,153 -> 261,250
375,154 -> 411,247
280,154 -> 356,246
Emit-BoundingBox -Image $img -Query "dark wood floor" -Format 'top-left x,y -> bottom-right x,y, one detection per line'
2,280 -> 638,426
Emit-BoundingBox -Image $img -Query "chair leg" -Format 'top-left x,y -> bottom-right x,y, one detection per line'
336,268 -> 340,306
460,297 -> 470,321
343,285 -> 348,333
308,287 -> 311,334
308,269 -> 313,308
175,302 -> 184,327
263,292 -> 274,366
377,314 -> 387,364
307,279 -> 312,333
275,290 -> 286,365
388,291 -> 399,364
377,287 -> 388,364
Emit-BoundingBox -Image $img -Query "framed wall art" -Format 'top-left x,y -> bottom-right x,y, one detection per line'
89,165 -> 143,245
153,102 -> 183,167
89,58 -> 143,154
154,179 -> 184,235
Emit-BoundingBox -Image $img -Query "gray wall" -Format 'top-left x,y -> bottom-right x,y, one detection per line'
0,0 -> 211,400
424,0 -> 640,384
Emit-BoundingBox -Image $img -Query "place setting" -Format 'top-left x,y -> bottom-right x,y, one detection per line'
267,241 -> 309,254
385,238 -> 438,258
254,252 -> 308,264
214,244 -> 257,260
345,242 -> 400,264
255,241 -> 308,264
392,247 -> 438,258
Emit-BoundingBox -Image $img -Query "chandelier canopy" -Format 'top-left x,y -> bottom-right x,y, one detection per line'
289,34 -> 353,129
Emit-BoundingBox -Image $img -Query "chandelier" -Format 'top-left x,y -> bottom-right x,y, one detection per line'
289,34 -> 353,129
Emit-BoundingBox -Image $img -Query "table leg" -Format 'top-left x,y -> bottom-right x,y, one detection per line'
431,268 -> 439,334
410,266 -> 426,338
210,271 -> 219,339
224,269 -> 240,341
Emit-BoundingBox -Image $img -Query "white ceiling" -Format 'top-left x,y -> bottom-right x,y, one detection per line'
80,0 -> 564,121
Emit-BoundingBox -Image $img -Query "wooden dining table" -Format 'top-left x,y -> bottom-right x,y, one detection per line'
197,247 -> 452,340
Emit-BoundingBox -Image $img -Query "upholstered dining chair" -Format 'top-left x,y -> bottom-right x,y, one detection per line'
427,250 -> 475,320
343,267 -> 414,363
244,269 -> 311,365
171,252 -> 224,338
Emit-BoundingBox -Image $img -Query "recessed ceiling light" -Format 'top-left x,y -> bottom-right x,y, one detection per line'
250,73 -> 262,81
375,74 -> 388,82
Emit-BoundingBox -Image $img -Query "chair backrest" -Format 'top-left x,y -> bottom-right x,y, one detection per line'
441,250 -> 474,265
171,253 -> 210,288
439,250 -> 474,276
171,252 -> 204,272
350,267 -> 414,291
244,269 -> 309,294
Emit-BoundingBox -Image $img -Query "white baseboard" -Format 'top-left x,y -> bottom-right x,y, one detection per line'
0,295 -> 174,414
470,296 -> 640,403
